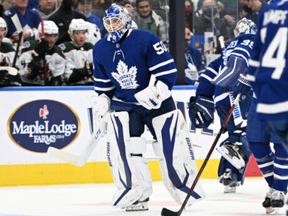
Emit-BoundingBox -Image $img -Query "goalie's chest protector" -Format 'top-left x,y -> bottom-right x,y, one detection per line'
94,29 -> 175,102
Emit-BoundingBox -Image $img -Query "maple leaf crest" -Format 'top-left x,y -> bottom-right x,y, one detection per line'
111,60 -> 139,89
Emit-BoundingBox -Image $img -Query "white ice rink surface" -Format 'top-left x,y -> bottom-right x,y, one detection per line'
0,178 -> 286,216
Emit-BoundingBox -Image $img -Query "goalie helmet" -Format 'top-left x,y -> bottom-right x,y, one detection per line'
69,18 -> 87,41
0,17 -> 8,36
103,3 -> 132,43
38,20 -> 59,35
234,18 -> 257,37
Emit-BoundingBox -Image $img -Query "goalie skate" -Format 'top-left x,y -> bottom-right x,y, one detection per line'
216,142 -> 245,170
223,169 -> 237,193
125,198 -> 149,212
270,190 -> 286,215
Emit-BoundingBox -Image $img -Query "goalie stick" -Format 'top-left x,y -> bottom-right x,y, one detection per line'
161,93 -> 241,216
47,118 -> 107,167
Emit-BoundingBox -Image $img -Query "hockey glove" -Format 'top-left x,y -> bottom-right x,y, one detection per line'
232,74 -> 251,101
67,66 -> 92,84
0,66 -> 18,86
27,60 -> 42,80
32,39 -> 50,60
135,79 -> 171,110
189,95 -> 214,128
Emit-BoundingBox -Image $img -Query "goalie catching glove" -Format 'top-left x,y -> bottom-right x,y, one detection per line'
189,95 -> 214,128
135,76 -> 171,110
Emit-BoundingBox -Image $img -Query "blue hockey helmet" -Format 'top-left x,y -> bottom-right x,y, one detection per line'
234,18 -> 257,37
103,3 -> 132,43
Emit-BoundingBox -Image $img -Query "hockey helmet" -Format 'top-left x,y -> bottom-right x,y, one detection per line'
103,3 -> 132,43
0,17 -> 8,36
234,18 -> 257,37
38,20 -> 59,35
68,18 -> 88,44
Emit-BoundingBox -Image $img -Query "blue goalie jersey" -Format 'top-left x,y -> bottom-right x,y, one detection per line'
246,1 -> 288,121
93,29 -> 177,108
196,33 -> 255,107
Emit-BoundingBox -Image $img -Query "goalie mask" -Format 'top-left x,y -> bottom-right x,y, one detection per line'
0,17 -> 8,36
103,3 -> 132,43
68,18 -> 88,45
38,20 -> 59,35
234,18 -> 257,37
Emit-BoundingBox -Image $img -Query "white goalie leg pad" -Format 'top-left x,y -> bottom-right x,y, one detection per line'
130,137 -> 153,202
152,109 -> 206,206
106,112 -> 144,208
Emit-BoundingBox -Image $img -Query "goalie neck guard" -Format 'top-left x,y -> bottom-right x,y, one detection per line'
103,3 -> 132,43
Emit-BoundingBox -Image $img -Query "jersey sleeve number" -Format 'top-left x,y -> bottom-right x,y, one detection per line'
261,27 -> 288,80
153,41 -> 167,55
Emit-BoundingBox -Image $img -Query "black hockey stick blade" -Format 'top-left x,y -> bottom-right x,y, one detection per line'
161,207 -> 180,216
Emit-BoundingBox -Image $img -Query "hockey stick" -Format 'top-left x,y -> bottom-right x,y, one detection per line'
11,13 -> 23,67
40,17 -> 48,86
47,118 -> 107,167
161,93 -> 241,216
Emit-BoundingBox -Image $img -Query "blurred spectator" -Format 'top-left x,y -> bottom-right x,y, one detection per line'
76,0 -> 104,34
134,0 -> 168,41
185,0 -> 194,31
194,0 -> 232,40
239,0 -> 267,24
59,19 -> 94,85
18,20 -> 65,86
117,0 -> 138,29
37,0 -> 56,19
48,0 -> 88,45
184,27 -> 205,85
27,0 -> 39,10
4,0 -> 41,41
1,0 -> 13,11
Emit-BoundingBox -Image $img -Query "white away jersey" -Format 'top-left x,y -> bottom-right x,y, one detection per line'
93,29 -> 177,108
246,0 -> 288,121
59,42 -> 94,83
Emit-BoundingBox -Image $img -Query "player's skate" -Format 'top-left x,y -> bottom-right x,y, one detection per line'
216,141 -> 245,170
125,197 -> 149,212
223,169 -> 237,193
270,190 -> 286,214
262,188 -> 275,214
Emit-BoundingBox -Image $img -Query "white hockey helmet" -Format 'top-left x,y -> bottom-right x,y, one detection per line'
69,18 -> 87,38
0,17 -> 8,36
234,18 -> 257,37
103,3 -> 132,43
38,20 -> 59,35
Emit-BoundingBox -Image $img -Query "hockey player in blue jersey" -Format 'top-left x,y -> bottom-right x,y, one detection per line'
189,18 -> 256,193
92,3 -> 205,212
241,0 -> 288,213
246,0 -> 288,149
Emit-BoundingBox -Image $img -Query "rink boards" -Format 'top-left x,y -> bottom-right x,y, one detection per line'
0,86 -> 261,186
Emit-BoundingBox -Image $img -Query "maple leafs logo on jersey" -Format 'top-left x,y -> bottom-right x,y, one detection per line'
112,60 -> 139,89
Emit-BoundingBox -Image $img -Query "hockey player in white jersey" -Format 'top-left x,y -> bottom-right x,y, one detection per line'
189,18 -> 256,193
92,3 -> 205,212
0,17 -> 19,86
18,20 -> 65,86
59,19 -> 94,85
